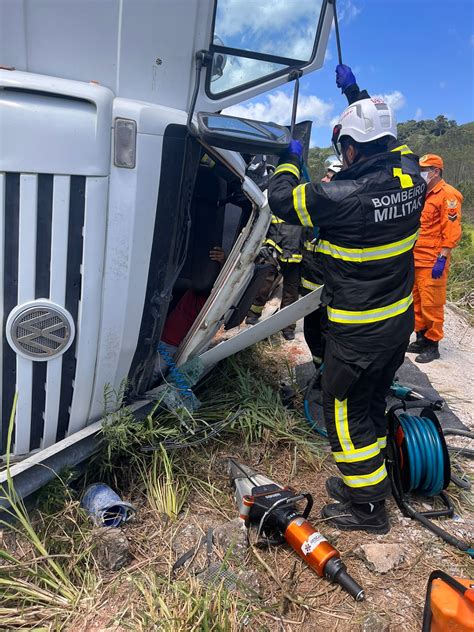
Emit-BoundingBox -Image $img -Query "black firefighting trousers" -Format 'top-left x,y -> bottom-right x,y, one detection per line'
303,307 -> 327,363
249,261 -> 300,332
322,339 -> 408,503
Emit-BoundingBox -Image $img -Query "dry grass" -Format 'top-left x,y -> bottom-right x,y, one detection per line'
1,341 -> 472,631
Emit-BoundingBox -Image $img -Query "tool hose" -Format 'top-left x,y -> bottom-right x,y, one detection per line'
398,414 -> 445,496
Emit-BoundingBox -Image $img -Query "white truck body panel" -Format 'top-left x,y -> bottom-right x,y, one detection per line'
0,0 -> 332,111
0,0 -> 332,463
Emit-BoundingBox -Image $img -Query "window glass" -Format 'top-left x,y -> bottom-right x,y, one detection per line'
211,0 -> 324,95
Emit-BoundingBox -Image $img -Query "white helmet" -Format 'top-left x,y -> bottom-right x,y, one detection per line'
324,155 -> 343,173
332,97 -> 397,156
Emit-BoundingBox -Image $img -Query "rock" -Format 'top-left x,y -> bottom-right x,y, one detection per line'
92,528 -> 130,571
236,569 -> 262,597
172,523 -> 202,556
213,518 -> 248,562
360,613 -> 390,632
355,543 -> 405,574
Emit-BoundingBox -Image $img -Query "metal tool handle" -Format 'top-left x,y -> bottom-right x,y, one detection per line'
328,0 -> 343,65
288,69 -> 303,137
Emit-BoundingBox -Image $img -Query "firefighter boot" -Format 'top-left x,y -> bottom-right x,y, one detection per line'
415,340 -> 440,364
325,477 -> 350,503
246,311 -> 261,326
321,500 -> 390,534
406,330 -> 428,353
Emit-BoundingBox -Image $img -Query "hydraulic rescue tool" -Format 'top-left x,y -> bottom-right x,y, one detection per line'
228,459 -> 364,601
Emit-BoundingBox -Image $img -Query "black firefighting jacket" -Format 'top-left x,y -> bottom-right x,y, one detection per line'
264,215 -> 303,263
300,227 -> 324,293
268,143 -> 426,353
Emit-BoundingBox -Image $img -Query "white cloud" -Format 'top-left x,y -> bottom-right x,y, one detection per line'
338,0 -> 361,24
414,107 -> 423,121
215,0 -> 321,42
224,90 -> 334,130
372,90 -> 406,111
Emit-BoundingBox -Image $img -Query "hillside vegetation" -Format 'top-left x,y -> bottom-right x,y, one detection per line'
308,116 -> 474,218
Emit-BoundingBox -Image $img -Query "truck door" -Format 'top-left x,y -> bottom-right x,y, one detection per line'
194,0 -> 333,112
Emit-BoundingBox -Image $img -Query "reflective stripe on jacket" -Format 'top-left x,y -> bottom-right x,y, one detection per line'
268,144 -> 426,352
413,179 -> 463,267
300,227 -> 324,292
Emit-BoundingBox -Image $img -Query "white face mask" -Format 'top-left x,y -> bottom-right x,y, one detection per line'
420,171 -> 431,184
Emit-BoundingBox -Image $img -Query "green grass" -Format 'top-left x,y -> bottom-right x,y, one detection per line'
0,343 -> 321,630
448,222 -> 474,317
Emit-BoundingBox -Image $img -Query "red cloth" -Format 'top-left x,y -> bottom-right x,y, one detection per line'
161,290 -> 207,347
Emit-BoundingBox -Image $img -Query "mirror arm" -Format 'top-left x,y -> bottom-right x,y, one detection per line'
288,69 -> 303,137
187,50 -> 214,136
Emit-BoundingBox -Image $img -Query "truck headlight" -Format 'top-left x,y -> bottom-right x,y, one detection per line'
114,118 -> 137,168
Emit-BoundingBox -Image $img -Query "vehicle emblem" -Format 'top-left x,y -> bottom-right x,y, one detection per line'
6,301 -> 75,361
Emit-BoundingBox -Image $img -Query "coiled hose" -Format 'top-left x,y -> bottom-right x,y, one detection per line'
398,413 -> 445,497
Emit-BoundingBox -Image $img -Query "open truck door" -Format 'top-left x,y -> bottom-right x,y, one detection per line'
194,0 -> 334,112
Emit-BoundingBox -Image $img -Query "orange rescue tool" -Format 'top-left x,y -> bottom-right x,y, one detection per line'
228,459 -> 364,601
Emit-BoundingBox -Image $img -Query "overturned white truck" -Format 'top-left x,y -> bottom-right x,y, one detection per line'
0,0 -> 333,497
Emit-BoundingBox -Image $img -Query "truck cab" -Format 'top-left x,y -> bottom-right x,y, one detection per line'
0,0 -> 332,459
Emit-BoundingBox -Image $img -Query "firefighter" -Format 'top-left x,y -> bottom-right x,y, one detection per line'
268,65 -> 425,534
406,154 -> 463,363
301,156 -> 343,370
246,215 -> 303,340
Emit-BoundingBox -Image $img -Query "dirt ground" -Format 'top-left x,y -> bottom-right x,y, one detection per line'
76,304 -> 473,632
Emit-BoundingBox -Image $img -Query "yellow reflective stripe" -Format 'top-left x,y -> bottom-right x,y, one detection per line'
280,254 -> 303,263
263,238 -> 283,253
343,463 -> 388,489
271,214 -> 285,224
391,144 -> 413,155
316,231 -> 418,263
335,398 -> 354,452
333,441 -> 380,464
304,240 -> 317,252
274,163 -> 300,178
293,184 -> 313,228
328,293 -> 413,325
377,436 -> 387,449
300,277 -> 322,291
250,304 -> 264,314
393,167 -> 413,189
200,153 -> 216,167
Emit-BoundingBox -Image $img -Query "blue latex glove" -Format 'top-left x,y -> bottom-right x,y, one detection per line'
336,64 -> 356,91
432,256 -> 447,279
283,139 -> 304,166
288,139 -> 303,158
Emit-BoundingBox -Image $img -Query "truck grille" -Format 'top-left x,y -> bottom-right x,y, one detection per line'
1,173 -> 107,455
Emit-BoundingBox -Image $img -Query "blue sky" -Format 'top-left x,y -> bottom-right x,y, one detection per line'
225,0 -> 474,147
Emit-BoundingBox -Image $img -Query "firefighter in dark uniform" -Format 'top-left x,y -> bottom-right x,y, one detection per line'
246,215 -> 303,340
268,65 -> 426,534
301,156 -> 343,369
